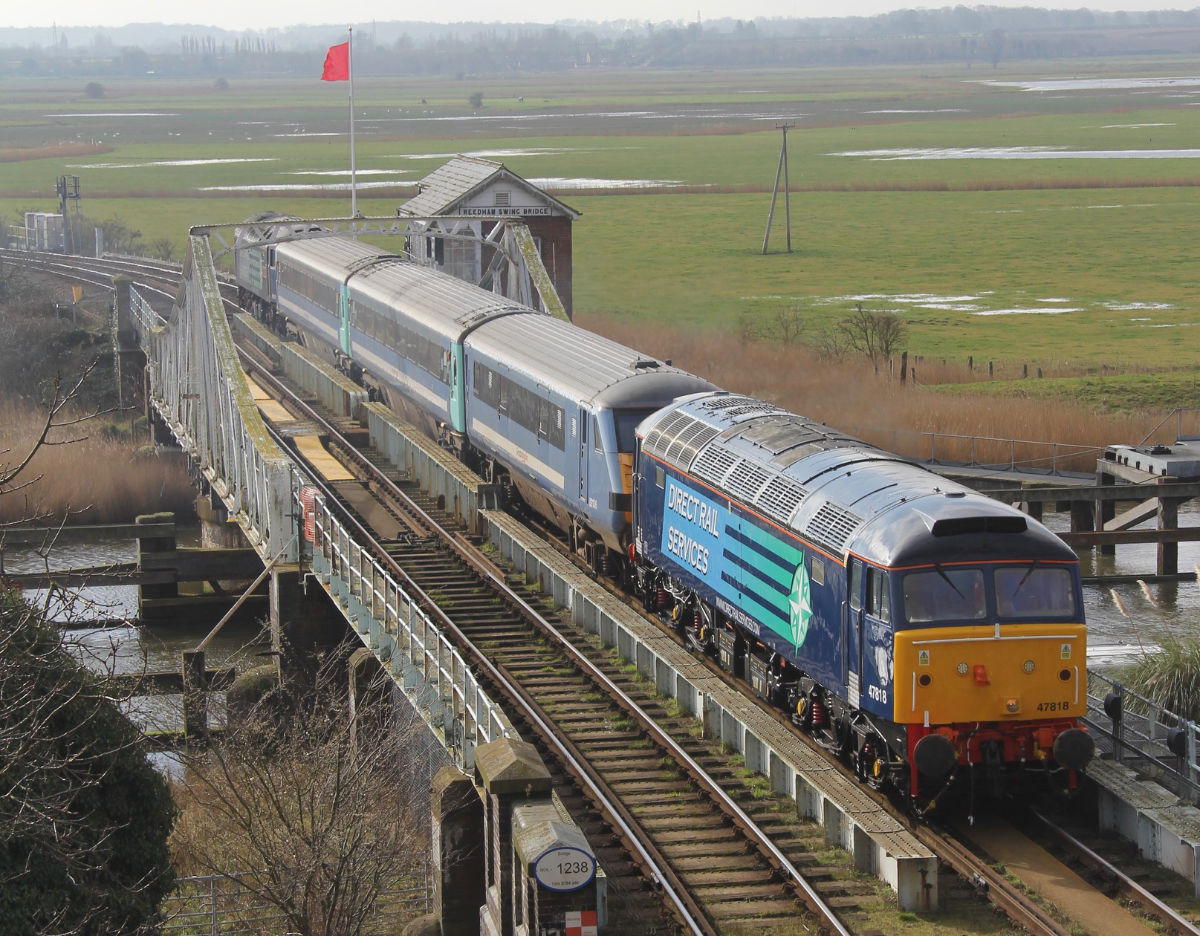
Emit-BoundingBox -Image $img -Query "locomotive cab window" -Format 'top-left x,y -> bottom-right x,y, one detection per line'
995,566 -> 1076,619
903,568 -> 986,625
867,567 -> 890,623
848,561 -> 863,612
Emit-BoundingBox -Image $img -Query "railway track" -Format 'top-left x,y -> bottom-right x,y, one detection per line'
15,249 -> 1200,936
242,353 -> 864,935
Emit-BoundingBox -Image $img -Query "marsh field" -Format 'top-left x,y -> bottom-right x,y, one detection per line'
4,59 -> 1200,453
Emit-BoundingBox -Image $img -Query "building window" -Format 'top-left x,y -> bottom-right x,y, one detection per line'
494,191 -> 510,207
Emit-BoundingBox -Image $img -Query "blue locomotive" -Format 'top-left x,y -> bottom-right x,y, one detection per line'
233,217 -> 715,567
634,392 -> 1094,802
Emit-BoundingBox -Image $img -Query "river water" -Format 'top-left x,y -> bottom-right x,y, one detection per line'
8,513 -> 1198,700
8,529 -> 269,742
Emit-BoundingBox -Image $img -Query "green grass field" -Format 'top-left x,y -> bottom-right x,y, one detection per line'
4,61 -> 1200,402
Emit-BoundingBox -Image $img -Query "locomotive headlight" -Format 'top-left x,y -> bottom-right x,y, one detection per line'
1022,659 -> 1036,674
1005,698 -> 1020,713
956,663 -> 968,676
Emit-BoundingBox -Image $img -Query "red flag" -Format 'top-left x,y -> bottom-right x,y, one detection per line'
321,41 -> 349,81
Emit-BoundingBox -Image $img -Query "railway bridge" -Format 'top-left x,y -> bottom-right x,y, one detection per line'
9,234 -> 1200,936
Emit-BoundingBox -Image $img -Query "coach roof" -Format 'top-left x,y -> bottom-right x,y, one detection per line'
467,314 -> 713,406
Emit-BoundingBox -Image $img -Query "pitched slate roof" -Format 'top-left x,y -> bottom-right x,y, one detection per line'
398,155 -> 580,219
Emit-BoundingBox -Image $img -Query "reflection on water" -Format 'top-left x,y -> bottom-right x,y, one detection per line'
1044,508 -> 1200,665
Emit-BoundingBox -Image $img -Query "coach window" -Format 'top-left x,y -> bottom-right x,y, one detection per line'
593,417 -> 603,453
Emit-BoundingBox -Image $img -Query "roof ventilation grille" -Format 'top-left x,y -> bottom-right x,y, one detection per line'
805,502 -> 863,552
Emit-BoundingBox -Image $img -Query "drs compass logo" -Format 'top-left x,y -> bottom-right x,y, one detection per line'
788,562 -> 812,649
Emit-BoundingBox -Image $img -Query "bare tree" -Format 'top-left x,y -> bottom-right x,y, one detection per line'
838,305 -> 907,374
170,654 -> 430,936
738,303 -> 807,345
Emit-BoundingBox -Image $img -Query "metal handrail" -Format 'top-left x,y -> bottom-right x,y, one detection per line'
1085,668 -> 1200,803
1138,407 -> 1200,446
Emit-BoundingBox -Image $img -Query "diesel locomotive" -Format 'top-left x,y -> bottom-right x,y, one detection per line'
234,219 -> 1094,805
634,394 -> 1094,803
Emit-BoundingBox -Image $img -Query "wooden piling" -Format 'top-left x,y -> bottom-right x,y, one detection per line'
182,649 -> 208,743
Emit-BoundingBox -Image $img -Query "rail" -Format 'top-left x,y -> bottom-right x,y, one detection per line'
1085,668 -> 1200,804
845,424 -> 1099,476
129,284 -> 166,330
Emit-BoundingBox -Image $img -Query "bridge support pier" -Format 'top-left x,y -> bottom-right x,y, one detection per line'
427,766 -> 487,936
196,492 -> 246,550
270,568 -> 348,687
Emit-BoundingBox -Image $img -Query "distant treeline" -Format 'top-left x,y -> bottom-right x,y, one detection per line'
5,7 -> 1200,77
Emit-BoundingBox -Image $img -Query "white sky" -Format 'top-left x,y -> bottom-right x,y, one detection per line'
6,0 -> 1191,30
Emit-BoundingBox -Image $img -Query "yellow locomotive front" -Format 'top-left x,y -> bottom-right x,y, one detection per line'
890,560 -> 1094,799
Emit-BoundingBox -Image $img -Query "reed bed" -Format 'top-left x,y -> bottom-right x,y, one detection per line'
0,404 -> 195,526
581,312 -> 1156,472
0,143 -> 113,163
1119,636 -> 1200,723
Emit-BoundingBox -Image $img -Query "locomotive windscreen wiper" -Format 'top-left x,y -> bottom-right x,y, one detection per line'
933,563 -> 964,599
1011,561 -> 1038,595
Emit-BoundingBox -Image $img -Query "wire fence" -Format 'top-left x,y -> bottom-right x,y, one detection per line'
161,869 -> 430,936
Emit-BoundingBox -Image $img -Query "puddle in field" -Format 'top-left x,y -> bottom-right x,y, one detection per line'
527,177 -> 684,189
1108,301 -> 1175,310
1143,322 -> 1199,328
834,146 -> 1200,159
392,147 -> 571,160
47,112 -> 179,118
832,292 -> 983,304
286,169 -> 411,176
67,157 -> 276,169
864,108 -> 968,114
273,132 -> 343,137
980,76 -> 1200,91
972,307 -> 1080,316
1101,122 -> 1176,128
199,181 -> 409,192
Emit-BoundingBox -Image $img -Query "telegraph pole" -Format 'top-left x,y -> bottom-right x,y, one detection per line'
761,123 -> 794,255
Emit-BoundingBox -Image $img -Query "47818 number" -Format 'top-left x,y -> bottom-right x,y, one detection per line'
1036,701 -> 1070,712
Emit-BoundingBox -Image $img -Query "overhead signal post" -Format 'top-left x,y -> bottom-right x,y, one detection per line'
762,123 -> 794,255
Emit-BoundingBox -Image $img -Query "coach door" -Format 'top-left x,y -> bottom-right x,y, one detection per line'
844,559 -> 864,705
577,408 -> 590,505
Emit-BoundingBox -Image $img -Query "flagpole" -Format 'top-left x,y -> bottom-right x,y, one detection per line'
348,26 -> 357,218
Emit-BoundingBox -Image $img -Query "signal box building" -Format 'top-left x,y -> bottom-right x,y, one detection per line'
399,155 -> 580,315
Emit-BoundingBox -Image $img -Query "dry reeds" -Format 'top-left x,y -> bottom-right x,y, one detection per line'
0,143 -> 113,163
0,404 -> 195,526
581,312 -> 1154,473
